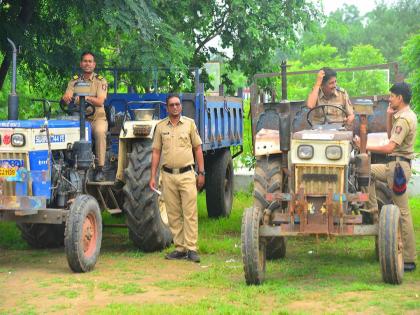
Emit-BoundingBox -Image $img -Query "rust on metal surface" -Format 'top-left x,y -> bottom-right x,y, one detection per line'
0,196 -> 46,211
359,114 -> 368,153
0,208 -> 66,224
259,224 -> 378,237
133,124 -> 152,136
254,128 -> 282,156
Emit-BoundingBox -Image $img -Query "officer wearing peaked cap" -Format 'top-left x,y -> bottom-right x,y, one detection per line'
62,51 -> 108,181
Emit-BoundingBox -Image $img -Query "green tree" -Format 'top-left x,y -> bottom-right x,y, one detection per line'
401,32 -> 420,113
300,1 -> 420,62
362,0 -> 420,61
153,0 -> 320,83
343,45 -> 388,96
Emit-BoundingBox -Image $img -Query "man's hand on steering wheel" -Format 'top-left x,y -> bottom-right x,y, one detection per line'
306,104 -> 348,127
59,97 -> 95,117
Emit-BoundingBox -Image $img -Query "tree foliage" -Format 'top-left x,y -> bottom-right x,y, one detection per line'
280,44 -> 388,101
402,31 -> 420,113
301,0 -> 420,62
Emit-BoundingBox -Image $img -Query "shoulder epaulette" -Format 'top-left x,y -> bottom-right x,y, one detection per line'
96,74 -> 104,80
157,117 -> 169,125
183,116 -> 194,122
72,74 -> 79,80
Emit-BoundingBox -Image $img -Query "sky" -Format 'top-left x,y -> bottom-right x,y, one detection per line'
317,0 -> 395,15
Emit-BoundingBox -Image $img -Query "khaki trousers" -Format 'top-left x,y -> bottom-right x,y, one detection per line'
365,161 -> 416,262
89,116 -> 108,167
162,170 -> 198,252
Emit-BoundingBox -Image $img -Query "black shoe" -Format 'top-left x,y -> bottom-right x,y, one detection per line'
114,179 -> 125,190
186,250 -> 200,263
165,250 -> 187,260
404,262 -> 416,272
94,169 -> 105,182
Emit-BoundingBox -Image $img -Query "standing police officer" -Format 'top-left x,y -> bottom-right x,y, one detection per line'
307,67 -> 355,126
62,51 -> 108,181
149,95 -> 205,263
356,82 -> 417,272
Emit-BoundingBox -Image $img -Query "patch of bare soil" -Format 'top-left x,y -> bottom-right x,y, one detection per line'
0,237 -> 213,314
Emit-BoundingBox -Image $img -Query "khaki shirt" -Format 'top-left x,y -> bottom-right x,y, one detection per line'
65,72 -> 108,121
390,107 -> 417,159
152,116 -> 202,169
314,87 -> 354,123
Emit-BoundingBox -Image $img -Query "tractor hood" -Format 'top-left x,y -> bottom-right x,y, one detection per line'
292,129 -> 353,141
0,119 -> 81,129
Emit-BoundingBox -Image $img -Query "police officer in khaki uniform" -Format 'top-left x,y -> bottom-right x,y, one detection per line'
149,95 -> 205,263
355,82 -> 417,272
62,51 -> 108,181
307,67 -> 355,126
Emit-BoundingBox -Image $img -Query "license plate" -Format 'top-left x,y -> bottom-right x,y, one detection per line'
0,168 -> 16,177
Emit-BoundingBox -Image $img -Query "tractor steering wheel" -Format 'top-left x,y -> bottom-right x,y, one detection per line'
306,104 -> 348,128
59,97 -> 95,117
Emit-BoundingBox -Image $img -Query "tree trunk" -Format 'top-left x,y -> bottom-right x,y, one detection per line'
0,0 -> 35,91
0,54 -> 11,91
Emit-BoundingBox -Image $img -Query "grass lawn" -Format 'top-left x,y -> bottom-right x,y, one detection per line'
0,193 -> 419,314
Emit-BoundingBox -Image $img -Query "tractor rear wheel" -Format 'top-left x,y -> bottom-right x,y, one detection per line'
241,206 -> 266,285
205,149 -> 234,218
17,223 -> 64,249
64,195 -> 102,273
254,154 -> 286,260
123,140 -> 172,252
378,204 -> 404,285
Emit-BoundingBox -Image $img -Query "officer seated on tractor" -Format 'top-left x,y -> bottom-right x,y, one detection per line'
306,67 -> 355,129
61,51 -> 108,182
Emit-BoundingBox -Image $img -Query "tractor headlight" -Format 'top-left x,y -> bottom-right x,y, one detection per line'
325,145 -> 342,160
11,133 -> 25,147
297,145 -> 314,159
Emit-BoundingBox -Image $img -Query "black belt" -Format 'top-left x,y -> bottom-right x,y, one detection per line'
387,156 -> 411,164
162,165 -> 193,174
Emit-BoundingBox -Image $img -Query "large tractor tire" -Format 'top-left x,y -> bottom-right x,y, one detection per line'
378,204 -> 404,285
241,206 -> 266,285
205,149 -> 234,218
64,195 -> 102,273
374,181 -> 392,260
17,223 -> 65,249
123,140 -> 172,252
254,154 -> 286,260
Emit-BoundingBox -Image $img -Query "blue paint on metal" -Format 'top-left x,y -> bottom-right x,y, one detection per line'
105,92 -> 243,154
0,120 -> 92,141
332,193 -> 348,202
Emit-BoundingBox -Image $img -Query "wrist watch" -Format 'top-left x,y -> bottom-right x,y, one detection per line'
198,171 -> 205,176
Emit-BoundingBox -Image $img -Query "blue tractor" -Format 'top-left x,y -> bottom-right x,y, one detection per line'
0,40 -> 243,272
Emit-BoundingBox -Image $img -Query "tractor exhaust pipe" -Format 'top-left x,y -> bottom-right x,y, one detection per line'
7,38 -> 19,120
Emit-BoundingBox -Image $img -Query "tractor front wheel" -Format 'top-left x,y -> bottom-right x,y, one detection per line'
64,195 -> 102,273
241,206 -> 266,285
378,204 -> 404,285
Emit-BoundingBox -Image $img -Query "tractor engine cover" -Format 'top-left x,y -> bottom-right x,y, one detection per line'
71,140 -> 93,169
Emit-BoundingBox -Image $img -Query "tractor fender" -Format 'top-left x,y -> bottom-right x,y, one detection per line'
254,128 -> 282,157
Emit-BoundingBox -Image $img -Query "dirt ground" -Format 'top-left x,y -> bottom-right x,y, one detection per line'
0,235 -> 214,314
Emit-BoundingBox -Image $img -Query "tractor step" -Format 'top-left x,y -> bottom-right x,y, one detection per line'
107,208 -> 122,215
